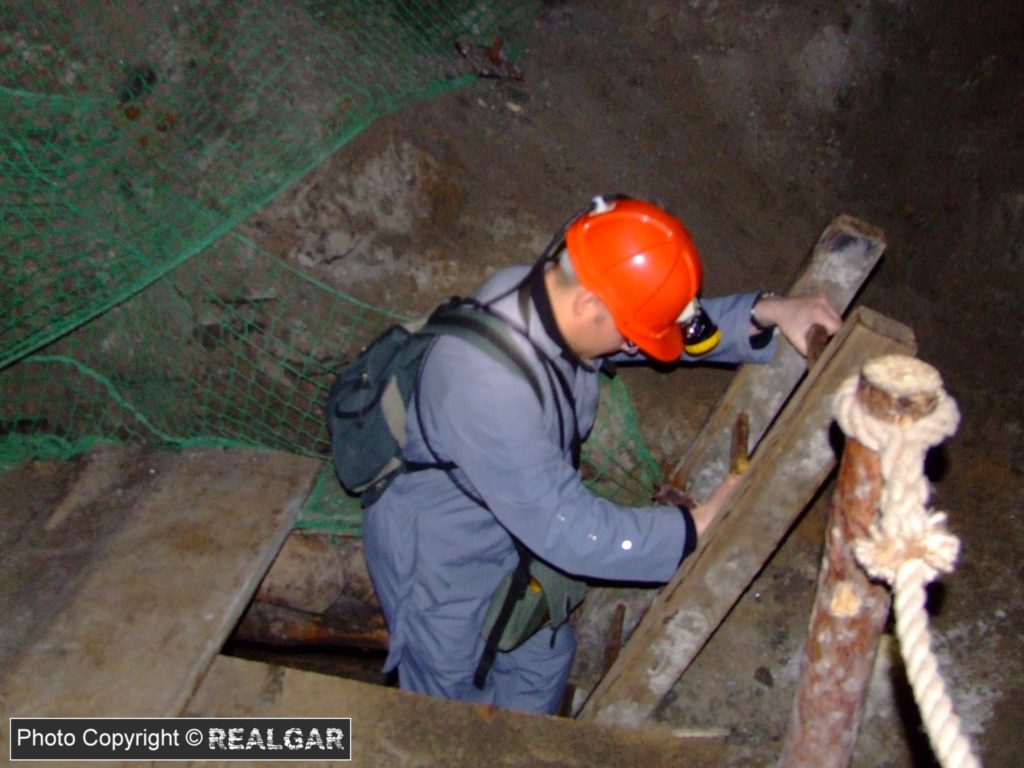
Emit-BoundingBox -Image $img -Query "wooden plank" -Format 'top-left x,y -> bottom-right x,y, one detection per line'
0,447 -> 320,723
669,214 -> 888,493
579,308 -> 916,726
182,655 -> 727,768
0,445 -> 148,675
571,214 -> 887,707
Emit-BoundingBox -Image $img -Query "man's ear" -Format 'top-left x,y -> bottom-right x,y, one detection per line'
572,287 -> 603,320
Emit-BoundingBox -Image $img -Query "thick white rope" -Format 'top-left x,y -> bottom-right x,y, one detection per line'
832,357 -> 981,768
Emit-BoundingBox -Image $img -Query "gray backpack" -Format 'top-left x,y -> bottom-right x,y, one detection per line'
325,298 -> 544,507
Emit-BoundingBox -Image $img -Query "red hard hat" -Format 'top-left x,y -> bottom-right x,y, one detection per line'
565,198 -> 704,361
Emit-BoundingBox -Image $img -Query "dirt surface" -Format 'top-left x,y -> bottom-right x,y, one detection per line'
242,3 -> 1024,765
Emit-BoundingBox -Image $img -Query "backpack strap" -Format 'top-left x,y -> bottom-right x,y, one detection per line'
407,298 -> 582,690
405,301 -> 554,501
457,291 -> 581,465
423,301 -> 546,406
516,279 -> 582,469
473,537 -> 532,690
409,298 -> 578,490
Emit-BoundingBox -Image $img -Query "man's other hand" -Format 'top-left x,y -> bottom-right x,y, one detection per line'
753,292 -> 842,356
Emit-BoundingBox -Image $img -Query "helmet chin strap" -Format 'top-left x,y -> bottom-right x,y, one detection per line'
487,194 -> 637,311
484,199 -> 604,307
537,193 -> 630,267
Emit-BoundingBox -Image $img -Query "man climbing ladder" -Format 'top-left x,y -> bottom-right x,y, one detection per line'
353,195 -> 841,713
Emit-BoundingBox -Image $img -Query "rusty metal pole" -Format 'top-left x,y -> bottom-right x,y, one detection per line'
778,359 -> 940,768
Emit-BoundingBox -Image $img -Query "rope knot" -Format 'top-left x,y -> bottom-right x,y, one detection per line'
855,510 -> 961,584
831,357 -> 961,586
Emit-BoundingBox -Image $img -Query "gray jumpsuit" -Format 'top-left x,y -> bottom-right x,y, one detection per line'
363,265 -> 776,713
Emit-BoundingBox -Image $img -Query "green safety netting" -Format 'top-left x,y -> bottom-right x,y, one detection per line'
1,1 -> 664,534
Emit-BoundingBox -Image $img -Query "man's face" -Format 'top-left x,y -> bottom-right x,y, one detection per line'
589,301 -> 640,359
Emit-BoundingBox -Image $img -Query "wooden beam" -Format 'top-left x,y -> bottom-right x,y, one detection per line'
578,307 -> 916,726
778,357 -> 943,767
253,532 -> 380,614
236,532 -> 387,651
233,598 -> 389,652
669,215 -> 888,493
571,214 -> 888,705
255,531 -> 345,613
